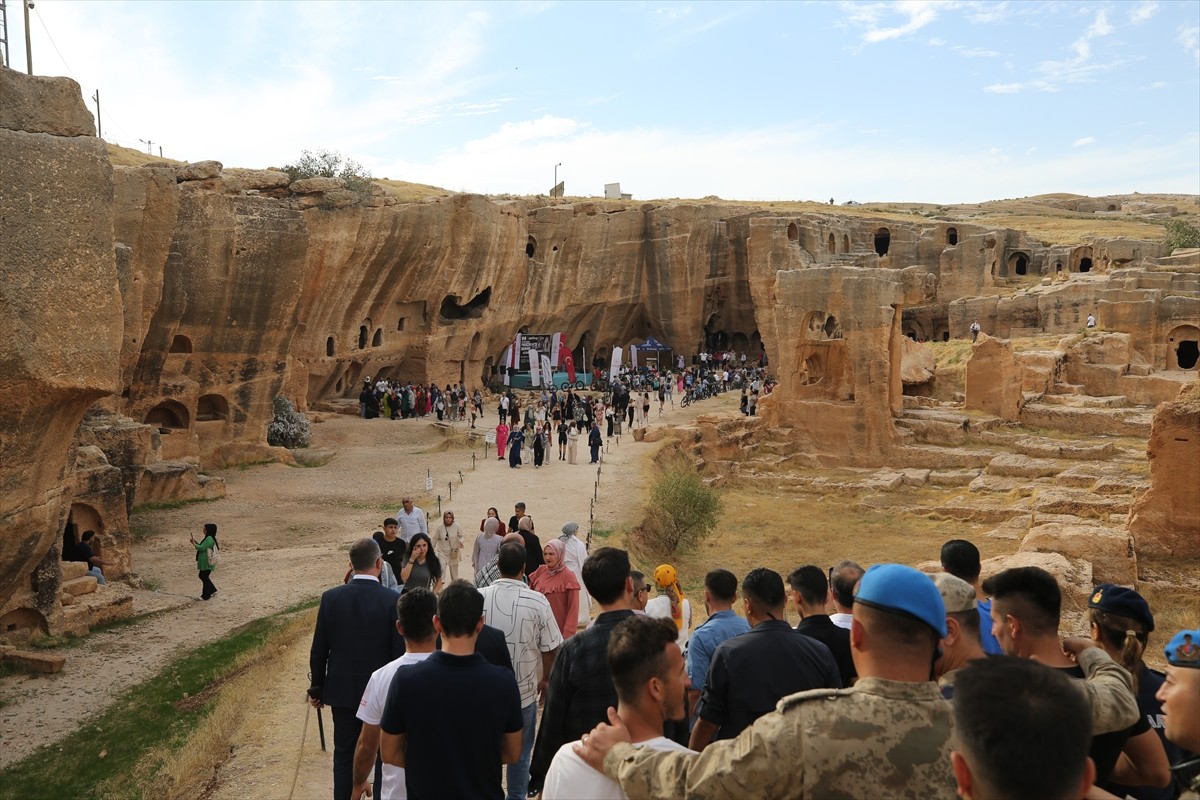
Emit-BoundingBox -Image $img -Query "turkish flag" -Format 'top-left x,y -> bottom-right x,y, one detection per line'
564,355 -> 576,383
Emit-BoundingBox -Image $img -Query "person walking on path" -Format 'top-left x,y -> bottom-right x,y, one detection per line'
530,539 -> 582,641
190,522 -> 219,600
432,511 -> 465,583
567,425 -> 580,465
560,522 -> 591,628
497,420 -> 510,462
309,538 -> 404,800
508,426 -> 526,468
588,421 -> 603,464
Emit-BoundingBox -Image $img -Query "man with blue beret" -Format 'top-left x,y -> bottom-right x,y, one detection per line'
1159,629 -> 1200,799
573,563 -> 958,799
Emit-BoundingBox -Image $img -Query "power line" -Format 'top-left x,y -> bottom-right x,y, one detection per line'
32,5 -> 139,143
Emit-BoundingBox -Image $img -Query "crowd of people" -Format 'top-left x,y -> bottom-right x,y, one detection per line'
307,509 -> 1200,800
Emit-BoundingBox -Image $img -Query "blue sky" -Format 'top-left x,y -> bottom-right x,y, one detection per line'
10,0 -> 1199,203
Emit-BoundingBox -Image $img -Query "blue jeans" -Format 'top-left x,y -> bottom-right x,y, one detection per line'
506,701 -> 538,800
88,566 -> 107,585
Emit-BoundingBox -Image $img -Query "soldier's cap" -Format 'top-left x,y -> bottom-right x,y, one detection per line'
1088,584 -> 1154,632
930,572 -> 976,615
855,564 -> 947,637
654,564 -> 678,588
1164,629 -> 1200,668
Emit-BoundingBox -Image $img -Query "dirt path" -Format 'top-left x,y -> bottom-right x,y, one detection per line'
0,391 -> 728,788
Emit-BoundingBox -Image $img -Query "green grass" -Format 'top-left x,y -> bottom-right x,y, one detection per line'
131,497 -> 220,513
0,615 -> 285,800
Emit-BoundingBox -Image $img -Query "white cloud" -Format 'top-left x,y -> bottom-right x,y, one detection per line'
843,0 -> 945,47
927,37 -> 946,46
984,82 -> 1022,93
656,5 -> 693,21
1086,10 -> 1114,38
1025,146 -> 1037,155
1073,136 -> 1096,147
1181,25 -> 1200,66
1128,1 -> 1158,25
953,45 -> 1000,57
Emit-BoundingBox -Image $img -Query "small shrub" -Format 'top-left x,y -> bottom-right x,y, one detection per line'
635,458 -> 721,556
1163,219 -> 1200,251
282,149 -> 373,194
266,397 -> 311,449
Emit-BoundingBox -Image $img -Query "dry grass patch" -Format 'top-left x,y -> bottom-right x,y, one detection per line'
374,178 -> 455,202
620,483 -> 1005,620
134,611 -> 316,800
106,142 -> 183,168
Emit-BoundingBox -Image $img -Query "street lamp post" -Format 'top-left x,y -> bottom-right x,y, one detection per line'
554,163 -> 562,197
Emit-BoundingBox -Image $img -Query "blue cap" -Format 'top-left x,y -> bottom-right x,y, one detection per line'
1088,584 -> 1154,632
1164,629 -> 1200,668
855,564 -> 947,637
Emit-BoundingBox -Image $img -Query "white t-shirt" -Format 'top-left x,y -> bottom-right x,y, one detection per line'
357,651 -> 435,800
543,736 -> 694,800
644,596 -> 693,648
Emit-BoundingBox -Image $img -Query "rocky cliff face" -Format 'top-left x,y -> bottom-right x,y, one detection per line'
1,67 -> 1197,619
0,68 -> 123,615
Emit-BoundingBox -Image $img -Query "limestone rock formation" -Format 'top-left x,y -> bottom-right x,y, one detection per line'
965,335 -> 1022,421
0,67 -> 122,622
1,65 -> 1196,625
900,337 -> 936,385
1128,382 -> 1200,558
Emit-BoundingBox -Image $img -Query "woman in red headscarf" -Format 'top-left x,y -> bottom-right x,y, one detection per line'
529,539 -> 581,639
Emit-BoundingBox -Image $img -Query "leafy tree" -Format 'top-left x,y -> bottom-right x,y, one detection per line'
282,149 -> 373,193
1163,219 -> 1200,251
267,397 -> 311,449
635,457 -> 721,556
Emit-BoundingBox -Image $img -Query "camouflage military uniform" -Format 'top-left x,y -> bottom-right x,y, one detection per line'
603,677 -> 956,800
938,647 -> 1138,734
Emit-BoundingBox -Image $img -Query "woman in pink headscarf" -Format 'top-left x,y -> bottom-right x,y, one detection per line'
529,539 -> 581,639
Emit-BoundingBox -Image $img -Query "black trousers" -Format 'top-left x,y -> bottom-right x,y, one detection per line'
331,706 -> 381,800
198,570 -> 217,599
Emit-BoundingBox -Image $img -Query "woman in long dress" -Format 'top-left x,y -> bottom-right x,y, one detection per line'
508,426 -> 525,468
496,421 -> 509,461
529,539 -> 580,639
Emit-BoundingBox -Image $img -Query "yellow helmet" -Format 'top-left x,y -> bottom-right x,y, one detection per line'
654,564 -> 678,588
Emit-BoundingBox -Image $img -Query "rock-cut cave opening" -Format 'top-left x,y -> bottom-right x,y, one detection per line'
440,287 -> 492,321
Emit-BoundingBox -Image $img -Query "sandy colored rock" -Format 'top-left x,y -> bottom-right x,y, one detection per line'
985,454 -> 1062,478
1019,522 -> 1137,585
981,550 -> 1094,608
61,576 -> 99,597
177,160 -> 223,181
0,71 -> 122,612
0,66 -> 95,136
900,337 -> 936,385
221,168 -> 290,192
4,649 -> 66,674
1129,382 -> 1200,558
965,335 -> 1022,420
289,176 -> 345,194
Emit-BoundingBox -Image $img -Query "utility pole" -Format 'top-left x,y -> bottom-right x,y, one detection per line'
158,146 -> 162,158
23,0 -> 32,75
554,162 -> 561,197
139,138 -> 153,154
92,90 -> 101,139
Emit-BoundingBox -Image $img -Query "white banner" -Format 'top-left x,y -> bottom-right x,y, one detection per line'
631,344 -> 638,369
541,355 -> 554,388
502,345 -> 512,385
550,332 -> 562,367
528,349 -> 541,387
610,346 -> 622,382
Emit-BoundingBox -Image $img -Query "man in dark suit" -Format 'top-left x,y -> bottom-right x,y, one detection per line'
310,538 -> 404,800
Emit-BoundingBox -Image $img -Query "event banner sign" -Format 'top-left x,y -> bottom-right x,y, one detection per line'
518,334 -> 554,369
